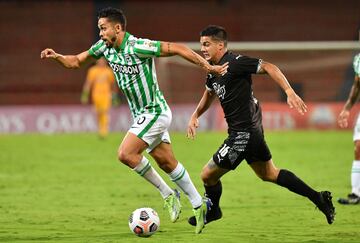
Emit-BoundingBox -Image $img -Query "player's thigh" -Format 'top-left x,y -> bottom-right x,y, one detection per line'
245,127 -> 272,164
249,159 -> 279,182
201,159 -> 230,186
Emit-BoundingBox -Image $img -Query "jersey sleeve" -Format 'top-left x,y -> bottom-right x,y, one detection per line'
205,74 -> 214,91
133,38 -> 161,58
353,53 -> 360,76
228,55 -> 262,75
88,40 -> 107,59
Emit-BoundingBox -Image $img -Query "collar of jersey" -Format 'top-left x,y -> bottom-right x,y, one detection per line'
115,32 -> 130,52
218,51 -> 229,64
210,51 -> 229,65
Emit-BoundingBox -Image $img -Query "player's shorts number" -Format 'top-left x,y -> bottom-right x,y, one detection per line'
137,116 -> 146,125
219,144 -> 230,157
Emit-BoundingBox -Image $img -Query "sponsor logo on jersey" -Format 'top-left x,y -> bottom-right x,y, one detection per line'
110,63 -> 140,75
143,40 -> 157,48
212,82 -> 226,100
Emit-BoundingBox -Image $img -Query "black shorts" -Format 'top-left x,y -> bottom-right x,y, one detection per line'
212,127 -> 272,170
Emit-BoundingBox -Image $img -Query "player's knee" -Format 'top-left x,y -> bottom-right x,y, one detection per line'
201,171 -> 216,185
117,149 -> 131,165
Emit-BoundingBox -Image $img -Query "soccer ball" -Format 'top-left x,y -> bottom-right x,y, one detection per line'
128,207 -> 160,237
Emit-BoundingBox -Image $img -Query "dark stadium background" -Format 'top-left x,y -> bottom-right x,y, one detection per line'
1,0 -> 360,105
1,0 -> 360,133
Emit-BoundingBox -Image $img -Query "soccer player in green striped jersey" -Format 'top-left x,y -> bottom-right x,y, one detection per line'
40,7 -> 227,234
337,53 -> 360,205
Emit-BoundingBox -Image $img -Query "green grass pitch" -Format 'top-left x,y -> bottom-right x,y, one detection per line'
1,131 -> 359,242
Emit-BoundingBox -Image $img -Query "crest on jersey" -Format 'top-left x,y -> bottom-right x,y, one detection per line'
128,40 -> 136,46
213,83 -> 226,100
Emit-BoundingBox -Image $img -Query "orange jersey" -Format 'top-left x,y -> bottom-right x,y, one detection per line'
86,65 -> 115,100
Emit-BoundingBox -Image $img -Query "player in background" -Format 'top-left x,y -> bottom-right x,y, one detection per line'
40,7 -> 228,234
81,58 -> 116,139
337,53 -> 360,205
186,25 -> 335,226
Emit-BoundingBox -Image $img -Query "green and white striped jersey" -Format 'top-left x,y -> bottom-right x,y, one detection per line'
354,53 -> 360,76
88,32 -> 168,118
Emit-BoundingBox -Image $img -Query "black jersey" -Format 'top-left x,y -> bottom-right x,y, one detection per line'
206,52 -> 262,132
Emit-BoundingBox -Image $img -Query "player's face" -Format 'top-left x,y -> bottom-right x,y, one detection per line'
98,18 -> 121,48
200,36 -> 224,62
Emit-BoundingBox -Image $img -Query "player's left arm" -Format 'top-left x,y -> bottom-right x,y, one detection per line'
258,61 -> 307,115
81,79 -> 91,104
81,68 -> 94,104
159,42 -> 228,76
41,49 -> 95,69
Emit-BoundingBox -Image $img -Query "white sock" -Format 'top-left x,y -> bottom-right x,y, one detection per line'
351,160 -> 360,196
133,157 -> 173,199
168,162 -> 203,208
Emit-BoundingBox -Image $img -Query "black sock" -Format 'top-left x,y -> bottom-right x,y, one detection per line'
276,169 -> 319,204
204,181 -> 222,211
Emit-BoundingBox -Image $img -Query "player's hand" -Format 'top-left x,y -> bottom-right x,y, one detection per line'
210,62 -> 229,76
80,91 -> 89,104
112,93 -> 121,106
338,109 -> 350,128
187,116 -> 199,140
40,48 -> 57,59
286,89 -> 307,115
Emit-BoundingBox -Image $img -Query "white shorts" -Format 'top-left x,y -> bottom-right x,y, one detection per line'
129,109 -> 172,153
354,113 -> 360,141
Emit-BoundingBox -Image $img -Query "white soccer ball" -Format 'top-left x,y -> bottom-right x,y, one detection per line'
128,207 -> 160,237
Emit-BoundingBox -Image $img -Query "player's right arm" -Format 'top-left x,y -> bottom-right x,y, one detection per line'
258,61 -> 307,115
338,75 -> 360,128
40,49 -> 95,69
187,89 -> 216,139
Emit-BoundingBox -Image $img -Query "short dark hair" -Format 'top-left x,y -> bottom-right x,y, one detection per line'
97,7 -> 127,30
200,25 -> 227,47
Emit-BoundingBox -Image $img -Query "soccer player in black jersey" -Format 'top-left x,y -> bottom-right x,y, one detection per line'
187,25 -> 335,226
